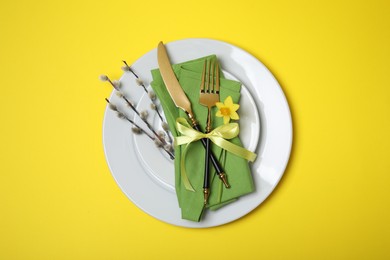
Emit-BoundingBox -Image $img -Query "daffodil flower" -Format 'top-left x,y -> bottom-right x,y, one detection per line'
216,96 -> 240,124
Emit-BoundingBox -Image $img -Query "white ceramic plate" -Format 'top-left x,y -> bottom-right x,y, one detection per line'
103,39 -> 292,228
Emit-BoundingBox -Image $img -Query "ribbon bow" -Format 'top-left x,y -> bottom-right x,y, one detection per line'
174,117 -> 257,191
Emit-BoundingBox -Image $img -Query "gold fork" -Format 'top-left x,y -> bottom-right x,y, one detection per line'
199,59 -> 224,205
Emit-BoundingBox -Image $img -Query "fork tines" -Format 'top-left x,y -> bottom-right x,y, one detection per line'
200,59 -> 220,94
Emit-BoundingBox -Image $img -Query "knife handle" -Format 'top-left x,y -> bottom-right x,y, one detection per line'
192,122 -> 230,188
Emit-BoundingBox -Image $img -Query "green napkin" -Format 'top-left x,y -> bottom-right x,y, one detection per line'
151,55 -> 255,222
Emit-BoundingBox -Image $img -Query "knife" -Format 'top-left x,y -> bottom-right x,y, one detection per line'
157,41 -> 230,188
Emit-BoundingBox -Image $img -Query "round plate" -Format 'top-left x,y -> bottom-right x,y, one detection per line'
103,38 -> 292,228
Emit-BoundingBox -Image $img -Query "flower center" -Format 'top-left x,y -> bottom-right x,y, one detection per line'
220,107 -> 231,116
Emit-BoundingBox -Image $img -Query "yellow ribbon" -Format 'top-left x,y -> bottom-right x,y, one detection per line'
174,117 -> 257,191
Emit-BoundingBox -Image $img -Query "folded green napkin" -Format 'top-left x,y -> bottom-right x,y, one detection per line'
151,55 -> 255,222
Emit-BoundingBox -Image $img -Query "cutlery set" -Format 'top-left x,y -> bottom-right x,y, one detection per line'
157,42 -> 230,205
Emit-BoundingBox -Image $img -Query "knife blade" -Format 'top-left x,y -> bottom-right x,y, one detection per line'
157,42 -> 195,120
157,41 -> 230,188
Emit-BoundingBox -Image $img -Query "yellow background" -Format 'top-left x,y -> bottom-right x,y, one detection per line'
1,0 -> 389,259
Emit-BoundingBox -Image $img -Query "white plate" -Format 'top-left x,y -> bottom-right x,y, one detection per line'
103,39 -> 292,228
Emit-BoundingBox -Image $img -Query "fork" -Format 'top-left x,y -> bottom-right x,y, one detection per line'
199,59 -> 222,205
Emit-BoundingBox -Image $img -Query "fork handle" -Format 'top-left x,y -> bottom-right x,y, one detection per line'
192,122 -> 230,188
203,132 -> 210,189
203,137 -> 210,205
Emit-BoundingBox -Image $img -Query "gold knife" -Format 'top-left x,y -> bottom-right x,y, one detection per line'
157,41 -> 230,188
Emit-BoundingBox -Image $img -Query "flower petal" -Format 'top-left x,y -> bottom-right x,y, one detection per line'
231,104 -> 240,112
216,110 -> 223,117
224,96 -> 233,107
216,102 -> 224,109
223,116 -> 230,124
230,111 -> 240,120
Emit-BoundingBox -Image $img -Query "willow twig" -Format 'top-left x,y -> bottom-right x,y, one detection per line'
121,61 -> 173,144
105,98 -> 174,159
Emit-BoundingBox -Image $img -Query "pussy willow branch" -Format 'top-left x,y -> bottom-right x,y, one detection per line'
104,76 -> 168,146
105,98 -> 174,160
122,61 -> 173,143
122,60 -> 149,93
105,98 -> 154,139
